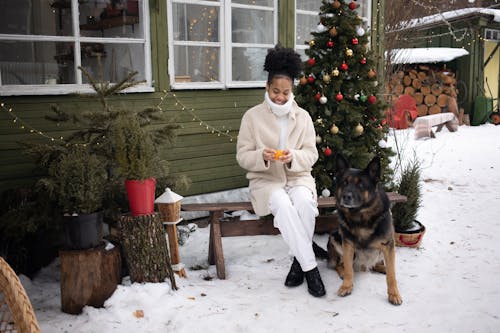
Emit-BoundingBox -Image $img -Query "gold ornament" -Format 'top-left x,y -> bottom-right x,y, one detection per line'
332,68 -> 340,76
368,69 -> 377,79
330,124 -> 339,134
332,0 -> 341,9
354,123 -> 364,136
309,40 -> 316,47
346,48 -> 353,57
323,74 -> 331,83
299,76 -> 308,85
329,27 -> 338,37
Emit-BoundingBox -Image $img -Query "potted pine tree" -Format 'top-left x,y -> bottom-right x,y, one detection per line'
110,114 -> 165,216
37,146 -> 107,249
391,157 -> 426,248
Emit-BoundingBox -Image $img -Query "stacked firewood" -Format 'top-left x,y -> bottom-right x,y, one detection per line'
385,65 -> 459,117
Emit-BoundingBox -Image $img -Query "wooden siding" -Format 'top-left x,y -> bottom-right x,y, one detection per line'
0,0 -> 387,197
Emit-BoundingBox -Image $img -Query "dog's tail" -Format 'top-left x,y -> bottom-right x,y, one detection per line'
313,241 -> 328,259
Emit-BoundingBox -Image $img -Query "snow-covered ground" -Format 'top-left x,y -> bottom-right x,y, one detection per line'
22,123 -> 500,332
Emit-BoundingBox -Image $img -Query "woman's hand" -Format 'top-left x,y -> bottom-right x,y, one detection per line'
263,148 -> 292,163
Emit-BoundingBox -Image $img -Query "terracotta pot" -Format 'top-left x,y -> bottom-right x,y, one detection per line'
394,220 -> 426,248
125,178 -> 156,216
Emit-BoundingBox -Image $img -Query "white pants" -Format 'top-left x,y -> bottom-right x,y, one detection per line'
269,186 -> 319,272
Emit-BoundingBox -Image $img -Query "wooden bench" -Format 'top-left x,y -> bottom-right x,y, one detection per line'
413,112 -> 459,139
182,192 -> 407,279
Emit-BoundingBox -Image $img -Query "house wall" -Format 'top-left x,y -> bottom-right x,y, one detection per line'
0,1 -> 386,196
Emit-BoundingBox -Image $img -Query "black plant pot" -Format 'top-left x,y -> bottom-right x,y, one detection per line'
64,212 -> 103,250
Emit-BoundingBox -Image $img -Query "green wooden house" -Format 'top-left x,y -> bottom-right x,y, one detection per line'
387,8 -> 500,119
0,0 -> 385,197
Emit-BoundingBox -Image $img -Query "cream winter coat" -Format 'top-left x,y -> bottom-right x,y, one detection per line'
236,99 -> 318,216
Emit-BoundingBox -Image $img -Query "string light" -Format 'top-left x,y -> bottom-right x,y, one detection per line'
1,101 -> 69,145
161,92 -> 237,142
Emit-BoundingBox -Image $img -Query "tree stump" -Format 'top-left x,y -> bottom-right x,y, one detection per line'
120,213 -> 177,289
60,245 -> 121,314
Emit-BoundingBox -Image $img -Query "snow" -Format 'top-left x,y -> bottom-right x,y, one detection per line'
396,8 -> 500,30
387,47 -> 469,64
21,123 -> 500,332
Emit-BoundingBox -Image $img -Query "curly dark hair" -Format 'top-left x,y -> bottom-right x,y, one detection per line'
263,44 -> 302,83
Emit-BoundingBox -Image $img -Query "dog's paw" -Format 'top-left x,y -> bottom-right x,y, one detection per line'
337,283 -> 353,297
388,292 -> 403,305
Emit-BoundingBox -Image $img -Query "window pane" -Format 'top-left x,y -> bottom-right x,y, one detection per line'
0,0 -> 73,36
296,13 -> 318,46
174,45 -> 219,83
232,47 -> 267,82
173,3 -> 219,42
79,0 -> 144,38
81,43 -> 146,83
232,0 -> 273,6
232,8 -> 273,44
0,40 -> 75,85
296,0 -> 322,11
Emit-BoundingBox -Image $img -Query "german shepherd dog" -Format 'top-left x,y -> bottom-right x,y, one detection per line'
327,155 -> 402,305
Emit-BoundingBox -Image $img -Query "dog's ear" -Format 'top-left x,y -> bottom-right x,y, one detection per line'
366,156 -> 381,183
335,154 -> 349,177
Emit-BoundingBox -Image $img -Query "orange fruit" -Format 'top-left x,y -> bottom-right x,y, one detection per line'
274,150 -> 283,160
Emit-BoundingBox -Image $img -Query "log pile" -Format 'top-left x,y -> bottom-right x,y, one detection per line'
385,65 -> 459,118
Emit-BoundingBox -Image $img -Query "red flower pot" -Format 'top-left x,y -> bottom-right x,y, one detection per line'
125,178 -> 156,216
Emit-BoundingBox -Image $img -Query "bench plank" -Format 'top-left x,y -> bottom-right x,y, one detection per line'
182,192 -> 406,279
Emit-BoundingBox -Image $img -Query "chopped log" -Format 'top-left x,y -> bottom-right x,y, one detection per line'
420,85 -> 431,95
417,71 -> 427,81
429,104 -> 442,115
437,94 -> 448,107
60,245 -> 121,314
414,92 -> 424,104
411,79 -> 422,89
404,86 -> 415,95
409,69 -> 418,79
424,94 -> 436,106
397,70 -> 405,79
417,104 -> 428,116
403,75 -> 412,86
120,213 -> 177,288
394,84 -> 404,95
431,83 -> 443,96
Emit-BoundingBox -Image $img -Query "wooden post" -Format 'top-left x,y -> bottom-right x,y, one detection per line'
120,213 -> 177,289
60,245 -> 121,314
164,221 -> 186,277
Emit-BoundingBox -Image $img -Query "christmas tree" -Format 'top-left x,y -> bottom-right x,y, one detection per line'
294,0 -> 394,196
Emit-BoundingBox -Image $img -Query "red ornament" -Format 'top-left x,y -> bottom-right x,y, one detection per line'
340,62 -> 348,71
324,147 -> 333,156
360,57 -> 367,64
368,95 -> 377,104
315,93 -> 322,101
335,92 -> 344,101
349,1 -> 357,10
327,40 -> 334,48
352,37 -> 359,45
307,58 -> 316,66
307,75 -> 315,84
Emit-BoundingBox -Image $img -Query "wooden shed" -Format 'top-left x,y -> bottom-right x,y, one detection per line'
386,8 -> 500,119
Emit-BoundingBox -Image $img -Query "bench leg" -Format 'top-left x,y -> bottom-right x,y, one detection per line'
208,210 -> 226,279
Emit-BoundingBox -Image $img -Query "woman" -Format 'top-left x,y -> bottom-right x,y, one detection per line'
236,45 -> 325,297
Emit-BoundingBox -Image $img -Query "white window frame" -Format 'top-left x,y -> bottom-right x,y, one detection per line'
167,0 -> 278,90
0,0 -> 153,96
294,0 -> 372,51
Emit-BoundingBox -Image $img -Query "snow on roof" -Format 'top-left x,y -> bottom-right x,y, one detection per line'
387,47 -> 469,64
395,8 -> 500,30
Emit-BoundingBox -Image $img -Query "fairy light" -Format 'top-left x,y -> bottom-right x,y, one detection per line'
1,101 -> 68,144
165,93 -> 237,142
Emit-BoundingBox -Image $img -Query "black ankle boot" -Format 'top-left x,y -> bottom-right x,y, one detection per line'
305,267 -> 326,297
284,257 -> 304,287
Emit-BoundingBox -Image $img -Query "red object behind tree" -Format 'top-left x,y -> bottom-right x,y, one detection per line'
386,95 -> 418,129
